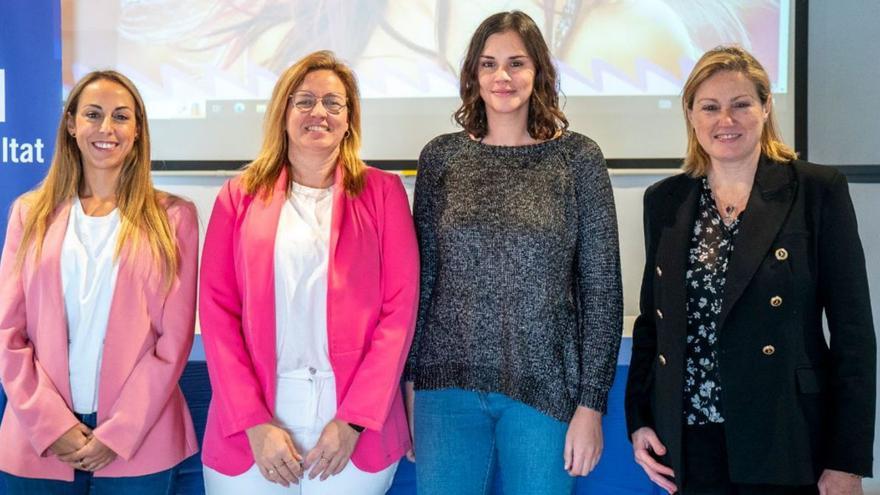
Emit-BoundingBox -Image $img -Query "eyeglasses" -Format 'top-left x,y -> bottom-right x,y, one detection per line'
290,92 -> 347,115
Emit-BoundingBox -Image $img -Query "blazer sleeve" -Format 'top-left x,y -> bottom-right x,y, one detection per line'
625,186 -> 660,436
199,181 -> 273,437
0,199 -> 80,456
573,142 -> 623,413
335,175 -> 419,430
93,200 -> 199,460
817,172 -> 876,477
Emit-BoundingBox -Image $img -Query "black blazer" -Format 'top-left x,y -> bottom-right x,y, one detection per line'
625,157 -> 876,488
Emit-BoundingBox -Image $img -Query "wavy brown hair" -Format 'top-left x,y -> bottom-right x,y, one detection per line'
241,50 -> 365,197
454,10 -> 568,140
18,70 -> 180,286
682,45 -> 796,177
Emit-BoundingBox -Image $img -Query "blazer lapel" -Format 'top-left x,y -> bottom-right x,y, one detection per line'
38,201 -> 74,406
656,176 -> 700,344
328,164 -> 346,261
241,168 -> 290,407
326,164 -> 347,355
717,157 -> 796,330
97,239 -> 152,415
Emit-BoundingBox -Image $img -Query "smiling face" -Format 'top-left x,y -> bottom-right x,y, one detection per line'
66,79 -> 138,174
286,69 -> 349,160
687,70 -> 769,168
477,30 -> 536,125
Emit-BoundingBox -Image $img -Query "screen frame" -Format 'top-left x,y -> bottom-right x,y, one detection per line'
149,0 -> 810,172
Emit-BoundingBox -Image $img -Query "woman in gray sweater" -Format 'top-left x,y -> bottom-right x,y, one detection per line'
404,10 -> 623,495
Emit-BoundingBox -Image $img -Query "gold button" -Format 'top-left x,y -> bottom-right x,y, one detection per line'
655,266 -> 663,277
658,354 -> 667,366
656,309 -> 664,319
762,345 -> 776,356
770,296 -> 783,307
775,248 -> 789,261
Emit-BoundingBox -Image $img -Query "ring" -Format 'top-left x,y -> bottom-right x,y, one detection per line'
267,468 -> 275,475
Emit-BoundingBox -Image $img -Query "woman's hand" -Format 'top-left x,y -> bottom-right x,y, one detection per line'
246,423 -> 303,487
304,419 -> 361,481
59,436 -> 117,472
564,406 -> 603,477
405,381 -> 416,462
48,423 -> 92,457
631,426 -> 677,494
818,469 -> 863,495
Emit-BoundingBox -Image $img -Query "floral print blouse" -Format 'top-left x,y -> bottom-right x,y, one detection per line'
683,178 -> 742,425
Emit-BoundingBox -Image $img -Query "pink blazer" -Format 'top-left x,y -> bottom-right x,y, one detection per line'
199,166 -> 418,475
0,196 -> 199,481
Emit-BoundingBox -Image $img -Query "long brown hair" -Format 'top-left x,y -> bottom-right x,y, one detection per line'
682,45 -> 796,177
241,50 -> 365,197
18,70 -> 180,285
454,10 -> 568,140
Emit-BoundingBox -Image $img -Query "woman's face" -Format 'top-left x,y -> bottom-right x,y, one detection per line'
477,30 -> 536,125
66,79 -> 138,173
286,69 -> 349,159
688,70 -> 769,167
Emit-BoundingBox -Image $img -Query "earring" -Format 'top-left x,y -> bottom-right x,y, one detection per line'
70,132 -> 76,138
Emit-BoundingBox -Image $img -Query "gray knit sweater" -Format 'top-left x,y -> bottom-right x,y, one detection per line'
404,131 -> 623,420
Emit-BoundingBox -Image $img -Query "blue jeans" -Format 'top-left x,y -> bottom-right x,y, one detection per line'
2,413 -> 176,495
414,388 -> 575,495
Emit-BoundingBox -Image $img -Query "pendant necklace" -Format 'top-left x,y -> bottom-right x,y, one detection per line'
722,205 -> 737,225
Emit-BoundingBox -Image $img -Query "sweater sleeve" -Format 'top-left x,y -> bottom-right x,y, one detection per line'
403,139 -> 443,382
571,138 -> 623,413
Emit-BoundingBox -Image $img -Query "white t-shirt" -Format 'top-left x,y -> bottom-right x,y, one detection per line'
273,182 -> 334,376
60,197 -> 121,414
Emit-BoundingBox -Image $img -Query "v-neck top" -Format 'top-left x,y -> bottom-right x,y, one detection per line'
683,178 -> 743,425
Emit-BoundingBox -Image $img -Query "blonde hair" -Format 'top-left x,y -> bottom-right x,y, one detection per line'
681,45 -> 796,177
241,50 -> 365,197
18,70 -> 180,286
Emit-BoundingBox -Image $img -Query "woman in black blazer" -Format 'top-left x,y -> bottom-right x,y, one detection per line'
625,46 -> 875,495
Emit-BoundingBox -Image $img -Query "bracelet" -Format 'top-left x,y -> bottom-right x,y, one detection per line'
348,422 -> 365,433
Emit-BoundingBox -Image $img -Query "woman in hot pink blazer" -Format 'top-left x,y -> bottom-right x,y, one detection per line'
199,51 -> 418,494
0,71 -> 198,492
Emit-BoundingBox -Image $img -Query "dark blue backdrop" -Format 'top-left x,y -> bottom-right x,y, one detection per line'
0,0 -> 61,245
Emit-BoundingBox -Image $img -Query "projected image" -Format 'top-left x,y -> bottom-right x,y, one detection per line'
64,0 -> 787,120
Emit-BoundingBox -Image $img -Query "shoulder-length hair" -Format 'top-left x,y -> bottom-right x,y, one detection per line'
454,10 -> 568,140
18,70 -> 180,286
241,50 -> 365,197
682,45 -> 796,177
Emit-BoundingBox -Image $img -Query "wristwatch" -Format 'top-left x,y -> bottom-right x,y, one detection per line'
348,422 -> 365,433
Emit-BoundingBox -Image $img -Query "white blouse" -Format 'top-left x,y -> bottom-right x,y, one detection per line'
60,197 -> 121,414
274,182 -> 334,375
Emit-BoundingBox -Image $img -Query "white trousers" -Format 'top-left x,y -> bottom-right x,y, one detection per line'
204,369 -> 398,495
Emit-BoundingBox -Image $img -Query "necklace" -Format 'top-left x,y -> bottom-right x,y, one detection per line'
722,205 -> 738,225
706,178 -> 750,226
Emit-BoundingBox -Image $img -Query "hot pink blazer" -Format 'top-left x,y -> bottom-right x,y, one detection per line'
199,165 -> 419,475
0,196 -> 199,481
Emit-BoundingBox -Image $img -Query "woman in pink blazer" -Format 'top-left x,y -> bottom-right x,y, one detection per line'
0,71 -> 198,493
199,51 -> 419,494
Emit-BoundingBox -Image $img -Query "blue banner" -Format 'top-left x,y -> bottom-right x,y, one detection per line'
0,0 -> 61,246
